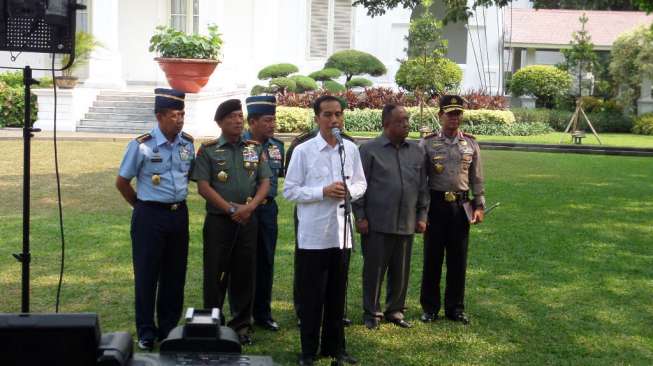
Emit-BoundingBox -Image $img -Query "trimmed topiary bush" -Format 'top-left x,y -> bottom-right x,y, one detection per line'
462,122 -> 552,136
257,63 -> 299,80
510,65 -> 572,108
395,57 -> 462,97
309,68 -> 342,81
633,113 -> 653,135
323,80 -> 346,93
250,85 -> 271,96
325,49 -> 386,82
463,110 -> 515,125
269,77 -> 297,94
289,75 -> 318,93
345,77 -> 373,89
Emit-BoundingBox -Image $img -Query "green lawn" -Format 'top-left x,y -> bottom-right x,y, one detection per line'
352,131 -> 653,148
1,140 -> 652,365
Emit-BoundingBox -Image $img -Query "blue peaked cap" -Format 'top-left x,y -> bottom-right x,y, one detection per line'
246,95 -> 276,116
154,88 -> 185,113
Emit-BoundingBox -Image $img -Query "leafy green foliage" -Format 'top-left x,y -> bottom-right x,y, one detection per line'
511,107 -> 633,132
257,63 -> 299,80
0,71 -> 23,87
609,26 -> 653,111
275,107 -> 313,132
510,65 -> 573,108
632,113 -> 653,135
324,49 -> 386,82
0,81 -> 37,127
269,77 -> 297,94
559,13 -> 599,96
289,75 -> 318,93
406,12 -> 447,59
62,32 -> 103,77
395,57 -> 462,96
308,68 -> 342,81
462,122 -> 553,136
464,109 -> 515,125
149,24 -> 222,59
345,77 -> 373,89
323,80 -> 346,92
352,0 -> 515,24
250,85 -> 271,96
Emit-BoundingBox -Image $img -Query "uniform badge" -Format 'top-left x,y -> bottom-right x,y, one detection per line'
268,145 -> 282,161
434,163 -> 445,174
243,145 -> 259,171
444,191 -> 457,202
460,140 -> 468,146
152,174 -> 161,185
179,145 -> 193,161
217,171 -> 228,183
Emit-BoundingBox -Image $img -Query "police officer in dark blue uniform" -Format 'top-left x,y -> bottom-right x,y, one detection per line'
116,88 -> 195,351
243,96 -> 285,332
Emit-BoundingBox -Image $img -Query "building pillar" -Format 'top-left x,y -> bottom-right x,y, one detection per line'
525,48 -> 536,67
83,0 -> 126,89
637,76 -> 653,115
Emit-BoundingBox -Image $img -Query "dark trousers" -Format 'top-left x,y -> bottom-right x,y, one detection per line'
203,214 -> 257,334
296,247 -> 350,358
130,201 -> 189,342
253,199 -> 278,322
362,231 -> 413,321
420,192 -> 470,316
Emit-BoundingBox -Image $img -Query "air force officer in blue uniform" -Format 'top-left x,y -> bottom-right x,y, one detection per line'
116,88 -> 195,351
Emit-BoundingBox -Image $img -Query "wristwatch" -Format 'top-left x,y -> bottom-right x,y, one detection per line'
227,206 -> 237,215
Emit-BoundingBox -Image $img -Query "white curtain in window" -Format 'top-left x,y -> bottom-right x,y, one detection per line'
310,0 -> 329,58
333,0 -> 352,52
171,0 -> 187,32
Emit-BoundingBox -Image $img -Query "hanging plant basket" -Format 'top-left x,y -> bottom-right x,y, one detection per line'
155,57 -> 220,93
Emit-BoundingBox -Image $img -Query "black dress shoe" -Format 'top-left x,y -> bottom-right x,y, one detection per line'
446,313 -> 470,324
342,317 -> 352,327
389,318 -> 412,328
336,351 -> 358,365
238,333 -> 253,345
298,355 -> 315,366
364,318 -> 379,330
420,312 -> 438,323
255,318 -> 280,331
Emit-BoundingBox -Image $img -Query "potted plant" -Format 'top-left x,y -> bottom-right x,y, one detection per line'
55,32 -> 102,89
149,24 -> 222,93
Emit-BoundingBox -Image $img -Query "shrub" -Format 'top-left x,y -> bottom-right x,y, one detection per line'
345,77 -> 373,89
463,110 -> 515,125
344,109 -> 382,132
585,110 -> 633,132
276,88 -> 429,109
0,81 -> 37,128
323,80 -> 346,93
275,107 -> 313,133
510,65 -> 572,108
250,85 -> 270,96
289,75 -> 318,93
632,113 -> 653,135
149,24 -> 222,59
511,107 -> 632,132
461,122 -> 552,136
395,57 -> 462,97
325,49 -> 387,82
257,63 -> 299,80
462,90 -> 509,110
269,77 -> 297,94
0,71 -> 23,88
309,68 -> 342,81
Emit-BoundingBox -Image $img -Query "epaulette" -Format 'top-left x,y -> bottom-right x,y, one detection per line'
135,133 -> 152,144
181,132 -> 194,142
245,139 -> 260,145
202,138 -> 220,147
462,132 -> 476,140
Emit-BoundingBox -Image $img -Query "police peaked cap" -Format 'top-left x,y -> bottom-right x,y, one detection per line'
439,95 -> 465,113
246,95 -> 276,116
154,88 -> 185,113
215,99 -> 243,121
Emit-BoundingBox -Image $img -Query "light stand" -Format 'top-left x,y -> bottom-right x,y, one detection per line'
1,0 -> 84,312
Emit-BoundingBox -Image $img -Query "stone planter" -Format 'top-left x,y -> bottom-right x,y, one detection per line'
155,57 -> 220,93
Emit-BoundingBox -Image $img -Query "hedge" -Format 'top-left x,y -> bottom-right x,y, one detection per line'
632,113 -> 653,135
0,81 -> 37,128
512,108 -> 633,132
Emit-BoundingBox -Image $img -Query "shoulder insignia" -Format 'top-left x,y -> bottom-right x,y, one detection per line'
462,132 -> 476,140
181,132 -> 194,142
245,139 -> 260,145
202,138 -> 220,147
135,133 -> 152,144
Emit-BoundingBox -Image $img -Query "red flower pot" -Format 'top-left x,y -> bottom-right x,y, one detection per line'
155,57 -> 220,93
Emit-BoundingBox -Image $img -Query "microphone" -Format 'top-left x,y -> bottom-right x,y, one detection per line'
331,127 -> 343,145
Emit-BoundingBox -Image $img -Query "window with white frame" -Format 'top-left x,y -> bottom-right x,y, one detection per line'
309,0 -> 353,58
170,0 -> 199,34
76,0 -> 89,33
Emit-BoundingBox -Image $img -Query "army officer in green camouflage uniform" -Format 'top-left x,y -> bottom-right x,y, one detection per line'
191,99 -> 272,345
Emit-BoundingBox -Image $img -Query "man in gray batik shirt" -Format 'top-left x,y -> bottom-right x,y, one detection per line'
352,103 -> 430,330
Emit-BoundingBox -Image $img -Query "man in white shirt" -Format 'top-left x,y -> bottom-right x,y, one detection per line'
284,95 -> 367,366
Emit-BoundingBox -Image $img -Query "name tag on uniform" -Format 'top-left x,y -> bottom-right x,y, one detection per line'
151,157 -> 163,163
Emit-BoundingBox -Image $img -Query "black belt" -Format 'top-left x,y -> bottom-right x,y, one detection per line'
431,190 -> 468,203
138,200 -> 186,211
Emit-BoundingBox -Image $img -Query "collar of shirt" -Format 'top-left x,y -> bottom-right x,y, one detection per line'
217,134 -> 244,148
380,133 -> 408,148
314,131 -> 337,152
153,126 -> 181,147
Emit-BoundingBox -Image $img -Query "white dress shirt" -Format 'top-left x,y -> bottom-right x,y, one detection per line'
283,133 -> 367,250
